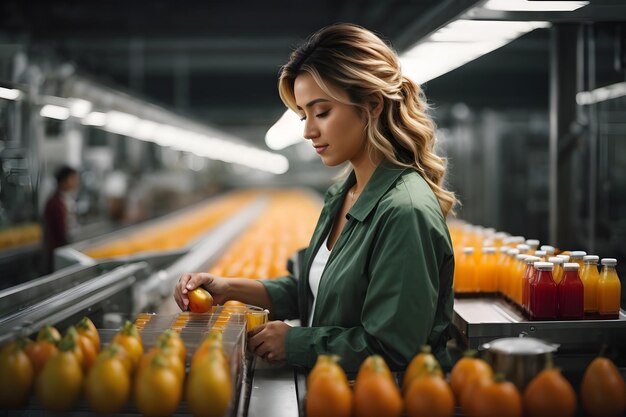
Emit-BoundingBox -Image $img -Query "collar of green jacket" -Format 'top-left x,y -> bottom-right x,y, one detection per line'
326,159 -> 411,223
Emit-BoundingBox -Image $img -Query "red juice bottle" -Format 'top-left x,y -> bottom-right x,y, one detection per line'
529,262 -> 557,320
558,263 -> 584,319
522,256 -> 540,314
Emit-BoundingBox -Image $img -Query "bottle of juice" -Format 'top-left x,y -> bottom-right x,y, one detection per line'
569,251 -> 587,269
529,262 -> 557,320
597,258 -> 621,319
580,255 -> 600,315
513,254 -> 529,304
540,245 -> 556,257
496,246 -> 511,293
503,248 -> 520,299
556,254 -> 570,263
522,256 -> 541,314
480,247 -> 498,293
558,263 -> 584,319
526,239 -> 540,251
549,256 -> 565,284
455,247 -> 477,293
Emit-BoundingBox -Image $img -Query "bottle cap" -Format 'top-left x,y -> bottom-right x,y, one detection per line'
507,248 -> 520,256
516,254 -> 529,261
548,257 -> 564,265
540,245 -> 555,254
535,250 -> 547,257
534,262 -> 554,271
516,244 -> 530,252
525,256 -> 541,264
601,258 -> 617,266
526,239 -> 540,247
482,247 -> 496,253
570,251 -> 587,259
556,254 -> 570,261
583,255 -> 599,263
463,247 -> 475,254
563,263 -> 580,271
499,246 -> 511,253
484,227 -> 496,235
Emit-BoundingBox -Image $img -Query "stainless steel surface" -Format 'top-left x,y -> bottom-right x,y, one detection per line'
0,262 -> 144,344
480,337 -> 559,391
453,296 -> 626,350
247,362 -> 299,417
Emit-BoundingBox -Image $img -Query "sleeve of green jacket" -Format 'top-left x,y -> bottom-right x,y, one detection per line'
261,275 -> 300,321
282,202 -> 448,372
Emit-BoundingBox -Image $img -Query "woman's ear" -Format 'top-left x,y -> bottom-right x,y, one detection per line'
368,93 -> 384,119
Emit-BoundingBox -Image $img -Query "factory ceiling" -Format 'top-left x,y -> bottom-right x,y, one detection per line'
0,0 -> 625,150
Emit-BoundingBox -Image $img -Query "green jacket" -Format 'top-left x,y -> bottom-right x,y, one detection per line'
261,160 -> 455,373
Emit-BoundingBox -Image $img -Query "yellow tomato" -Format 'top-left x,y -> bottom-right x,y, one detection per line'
187,354 -> 232,417
112,321 -> 144,369
85,350 -> 131,413
188,287 -> 214,313
0,338 -> 34,408
157,329 -> 186,364
134,354 -> 183,417
76,316 -> 100,352
36,334 -> 83,412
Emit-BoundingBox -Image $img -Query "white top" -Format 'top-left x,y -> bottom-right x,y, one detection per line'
308,234 -> 332,326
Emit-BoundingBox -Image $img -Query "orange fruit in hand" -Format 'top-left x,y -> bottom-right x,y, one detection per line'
188,287 -> 214,313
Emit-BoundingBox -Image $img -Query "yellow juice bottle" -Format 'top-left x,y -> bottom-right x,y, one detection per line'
503,248 -> 520,299
454,247 -> 477,293
569,251 -> 587,270
549,257 -> 565,284
597,258 -> 621,318
580,255 -> 599,314
480,247 -> 498,293
513,254 -> 529,304
496,246 -> 511,293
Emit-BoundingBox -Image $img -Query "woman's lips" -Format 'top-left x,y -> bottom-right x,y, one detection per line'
314,145 -> 328,154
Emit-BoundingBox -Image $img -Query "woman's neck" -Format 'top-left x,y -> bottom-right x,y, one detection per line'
350,149 -> 383,193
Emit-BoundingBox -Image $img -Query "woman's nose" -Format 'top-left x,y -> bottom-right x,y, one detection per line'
303,119 -> 320,140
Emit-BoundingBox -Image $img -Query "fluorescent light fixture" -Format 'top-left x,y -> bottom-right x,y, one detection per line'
265,110 -> 305,150
40,104 -> 70,120
576,81 -> 626,105
105,111 -> 138,136
0,87 -> 22,101
82,112 -> 107,126
69,98 -> 92,118
483,0 -> 588,12
401,20 -> 550,84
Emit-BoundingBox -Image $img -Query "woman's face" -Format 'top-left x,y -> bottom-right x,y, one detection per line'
294,72 -> 368,167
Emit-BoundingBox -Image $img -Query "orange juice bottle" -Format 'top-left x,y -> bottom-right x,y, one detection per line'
526,239 -> 540,251
454,247 -> 477,293
503,248 -> 520,299
522,256 -> 541,314
569,251 -> 587,269
480,247 -> 498,293
513,254 -> 529,304
496,246 -> 511,293
549,257 -> 565,284
597,258 -> 621,318
580,255 -> 599,314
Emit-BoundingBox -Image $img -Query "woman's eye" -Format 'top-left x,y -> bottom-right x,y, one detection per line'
316,110 -> 330,118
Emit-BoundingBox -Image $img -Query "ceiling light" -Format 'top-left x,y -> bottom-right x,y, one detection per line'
82,112 -> 107,126
576,81 -> 626,105
265,110 -> 305,150
69,98 -> 92,118
483,0 -> 588,12
401,20 -> 550,84
0,87 -> 23,101
105,111 -> 138,136
40,104 -> 70,120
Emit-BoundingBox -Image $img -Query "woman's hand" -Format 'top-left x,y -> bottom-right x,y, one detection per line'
174,272 -> 230,311
247,321 -> 290,363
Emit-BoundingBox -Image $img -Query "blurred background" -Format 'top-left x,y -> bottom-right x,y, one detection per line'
0,0 -> 625,290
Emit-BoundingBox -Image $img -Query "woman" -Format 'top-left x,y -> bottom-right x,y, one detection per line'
174,23 -> 457,372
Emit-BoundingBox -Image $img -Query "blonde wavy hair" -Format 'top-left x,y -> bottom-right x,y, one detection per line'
278,23 -> 457,217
